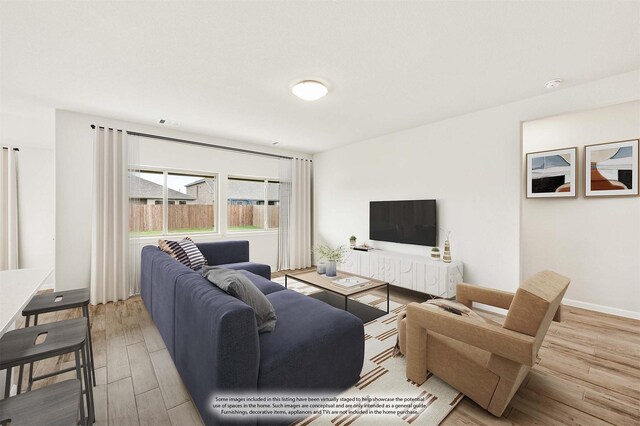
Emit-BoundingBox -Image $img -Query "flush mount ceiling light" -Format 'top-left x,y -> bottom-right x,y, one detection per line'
291,80 -> 328,101
545,79 -> 563,89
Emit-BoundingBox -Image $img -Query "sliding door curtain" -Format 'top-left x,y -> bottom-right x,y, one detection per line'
90,127 -> 130,304
0,147 -> 19,270
278,158 -> 312,270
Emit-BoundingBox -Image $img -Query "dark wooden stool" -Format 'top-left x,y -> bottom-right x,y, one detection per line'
20,288 -> 96,386
0,379 -> 82,426
0,318 -> 95,425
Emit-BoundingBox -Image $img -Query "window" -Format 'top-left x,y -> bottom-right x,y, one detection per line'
129,170 -> 217,236
227,177 -> 279,231
167,173 -> 216,233
130,171 -> 164,236
267,180 -> 279,229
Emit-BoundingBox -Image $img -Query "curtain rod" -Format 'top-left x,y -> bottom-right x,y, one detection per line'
90,125 -> 311,161
2,147 -> 19,151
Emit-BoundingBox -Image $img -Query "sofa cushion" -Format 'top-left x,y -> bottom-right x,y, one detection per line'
203,267 -> 277,333
196,241 -> 249,265
238,270 -> 284,295
258,290 -> 364,390
220,262 -> 271,280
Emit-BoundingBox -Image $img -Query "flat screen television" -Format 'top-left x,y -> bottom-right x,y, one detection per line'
369,199 -> 437,246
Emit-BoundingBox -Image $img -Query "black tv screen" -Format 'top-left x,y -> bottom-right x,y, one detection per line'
369,200 -> 437,246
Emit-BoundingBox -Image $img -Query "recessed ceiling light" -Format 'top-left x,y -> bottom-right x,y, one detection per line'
291,80 -> 328,101
545,79 -> 563,89
272,141 -> 280,145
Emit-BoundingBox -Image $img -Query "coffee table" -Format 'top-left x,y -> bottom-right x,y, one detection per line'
285,270 -> 389,323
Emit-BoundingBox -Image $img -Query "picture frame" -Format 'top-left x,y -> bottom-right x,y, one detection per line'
585,139 -> 639,197
526,147 -> 577,198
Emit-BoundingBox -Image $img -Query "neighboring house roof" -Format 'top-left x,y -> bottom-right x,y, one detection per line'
186,179 -> 278,201
129,175 -> 196,200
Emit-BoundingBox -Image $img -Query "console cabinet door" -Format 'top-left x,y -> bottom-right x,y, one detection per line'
416,262 -> 440,296
342,250 -> 360,274
382,256 -> 398,284
360,253 -> 376,278
445,264 -> 464,297
398,259 -> 415,290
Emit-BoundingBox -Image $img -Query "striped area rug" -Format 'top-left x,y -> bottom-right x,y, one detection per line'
274,277 -> 463,425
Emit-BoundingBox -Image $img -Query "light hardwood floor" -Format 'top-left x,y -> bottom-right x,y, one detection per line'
13,271 -> 639,425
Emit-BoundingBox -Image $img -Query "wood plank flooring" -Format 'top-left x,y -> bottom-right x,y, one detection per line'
11,269 -> 639,425
12,296 -> 203,426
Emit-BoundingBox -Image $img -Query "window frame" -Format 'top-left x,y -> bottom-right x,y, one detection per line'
129,166 -> 219,237
227,175 -> 280,232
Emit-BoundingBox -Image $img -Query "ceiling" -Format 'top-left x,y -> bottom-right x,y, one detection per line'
2,1 -> 639,153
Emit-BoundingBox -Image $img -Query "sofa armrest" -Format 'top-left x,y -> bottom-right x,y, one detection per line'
196,240 -> 250,265
406,302 -> 536,366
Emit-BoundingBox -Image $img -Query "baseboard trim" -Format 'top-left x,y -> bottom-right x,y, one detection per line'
562,298 -> 640,320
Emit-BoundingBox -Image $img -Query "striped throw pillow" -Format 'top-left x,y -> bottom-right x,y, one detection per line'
158,239 -> 192,268
179,237 -> 206,270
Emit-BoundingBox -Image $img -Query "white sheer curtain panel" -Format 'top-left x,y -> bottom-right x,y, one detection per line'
278,158 -> 312,270
90,127 -> 130,304
127,135 -> 142,296
278,159 -> 291,270
0,147 -> 19,270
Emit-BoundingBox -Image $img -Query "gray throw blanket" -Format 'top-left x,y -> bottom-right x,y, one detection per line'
202,266 -> 277,333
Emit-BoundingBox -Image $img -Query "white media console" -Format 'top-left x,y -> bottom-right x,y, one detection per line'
340,248 -> 463,299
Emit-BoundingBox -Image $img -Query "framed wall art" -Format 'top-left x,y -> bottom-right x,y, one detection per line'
585,139 -> 638,197
526,147 -> 577,198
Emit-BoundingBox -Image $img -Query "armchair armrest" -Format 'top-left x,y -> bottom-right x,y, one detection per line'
456,283 -> 514,310
406,302 -> 536,366
457,283 -> 563,322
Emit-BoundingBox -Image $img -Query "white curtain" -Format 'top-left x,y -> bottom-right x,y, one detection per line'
127,136 -> 142,297
90,127 -> 129,304
278,158 -> 312,270
0,147 -> 19,270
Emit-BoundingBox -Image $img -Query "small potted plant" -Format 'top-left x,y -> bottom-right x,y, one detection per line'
314,244 -> 349,277
349,235 -> 357,248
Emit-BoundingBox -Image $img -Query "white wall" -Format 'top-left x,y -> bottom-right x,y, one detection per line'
55,110 -> 311,291
522,101 -> 640,317
0,94 -> 55,285
313,70 -> 640,298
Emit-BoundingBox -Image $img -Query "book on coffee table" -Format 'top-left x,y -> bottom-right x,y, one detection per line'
332,277 -> 370,288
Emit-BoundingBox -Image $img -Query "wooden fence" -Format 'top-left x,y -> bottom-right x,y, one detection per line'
130,204 -> 214,231
228,205 -> 279,228
131,204 -> 278,231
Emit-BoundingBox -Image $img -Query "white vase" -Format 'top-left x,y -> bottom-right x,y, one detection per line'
317,262 -> 326,274
325,260 -> 337,277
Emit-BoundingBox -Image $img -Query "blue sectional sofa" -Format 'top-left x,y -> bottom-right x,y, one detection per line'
140,240 -> 365,425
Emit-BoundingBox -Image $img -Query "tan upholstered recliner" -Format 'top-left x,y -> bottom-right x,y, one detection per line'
397,270 -> 570,417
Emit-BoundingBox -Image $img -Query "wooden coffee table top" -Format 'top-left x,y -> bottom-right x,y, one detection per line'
286,270 -> 387,296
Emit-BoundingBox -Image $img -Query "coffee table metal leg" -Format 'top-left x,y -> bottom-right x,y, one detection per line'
344,296 -> 348,311
387,284 -> 390,313
285,275 -> 287,288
